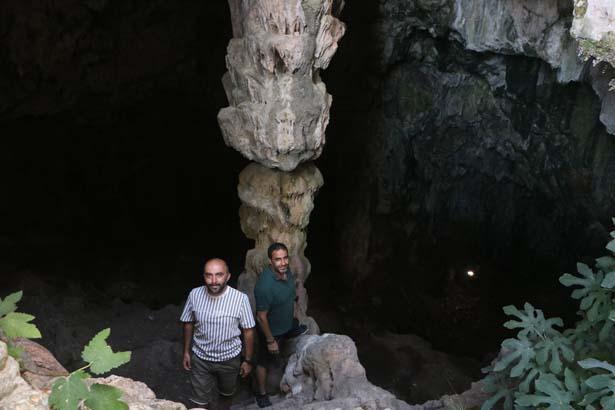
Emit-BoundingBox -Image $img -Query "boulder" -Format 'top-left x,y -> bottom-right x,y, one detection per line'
280,334 -> 403,409
0,341 -> 48,409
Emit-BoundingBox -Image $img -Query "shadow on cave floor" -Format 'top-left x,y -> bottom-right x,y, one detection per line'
307,289 -> 485,404
1,263 -> 486,405
305,259 -> 578,404
0,242 -> 578,406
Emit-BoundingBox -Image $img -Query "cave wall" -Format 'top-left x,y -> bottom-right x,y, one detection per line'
1,0 -> 615,318
320,0 -> 615,301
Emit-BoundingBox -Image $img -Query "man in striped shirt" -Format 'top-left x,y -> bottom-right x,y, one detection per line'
181,258 -> 256,409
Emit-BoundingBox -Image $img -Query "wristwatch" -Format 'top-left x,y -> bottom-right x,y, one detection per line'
244,358 -> 255,366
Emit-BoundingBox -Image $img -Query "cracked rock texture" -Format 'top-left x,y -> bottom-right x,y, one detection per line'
88,375 -> 191,410
321,0 -> 615,355
0,341 -> 49,409
217,0 -> 346,171
237,162 -> 323,328
451,0 -> 584,82
278,334 -> 408,410
571,0 -> 615,66
571,0 -> 615,134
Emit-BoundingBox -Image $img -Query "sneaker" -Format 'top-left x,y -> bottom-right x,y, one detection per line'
255,394 -> 272,408
285,323 -> 308,338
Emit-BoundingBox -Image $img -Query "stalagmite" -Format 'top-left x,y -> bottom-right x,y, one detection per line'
218,0 -> 345,327
237,162 -> 323,329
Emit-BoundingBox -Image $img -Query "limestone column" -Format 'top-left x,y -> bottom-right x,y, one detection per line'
217,0 -> 345,326
237,162 -> 323,326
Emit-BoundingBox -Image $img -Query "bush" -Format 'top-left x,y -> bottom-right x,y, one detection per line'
482,218 -> 615,410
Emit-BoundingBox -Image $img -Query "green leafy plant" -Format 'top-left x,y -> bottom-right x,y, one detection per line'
0,291 -> 42,359
49,328 -> 132,410
482,218 -> 615,409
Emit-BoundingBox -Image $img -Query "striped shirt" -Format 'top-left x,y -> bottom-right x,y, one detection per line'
180,286 -> 255,362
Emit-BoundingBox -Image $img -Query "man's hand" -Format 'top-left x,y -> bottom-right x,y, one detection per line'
267,340 -> 279,355
240,361 -> 253,378
183,352 -> 191,370
182,322 -> 194,371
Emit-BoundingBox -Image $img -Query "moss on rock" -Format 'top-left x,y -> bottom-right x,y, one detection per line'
578,33 -> 615,66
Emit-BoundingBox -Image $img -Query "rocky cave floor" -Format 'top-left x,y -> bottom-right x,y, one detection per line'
15,240 -> 591,409
0,268 -> 495,408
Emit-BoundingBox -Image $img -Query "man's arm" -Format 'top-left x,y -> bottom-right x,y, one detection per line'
240,327 -> 255,377
182,322 -> 194,370
256,310 -> 279,354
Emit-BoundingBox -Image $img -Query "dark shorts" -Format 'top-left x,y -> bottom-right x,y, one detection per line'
189,353 -> 240,407
256,329 -> 286,368
256,318 -> 303,367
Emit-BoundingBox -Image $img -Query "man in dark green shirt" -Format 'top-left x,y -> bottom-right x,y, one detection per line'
253,242 -> 306,408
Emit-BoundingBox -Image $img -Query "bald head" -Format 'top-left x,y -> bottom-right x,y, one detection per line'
203,258 -> 230,296
204,258 -> 229,274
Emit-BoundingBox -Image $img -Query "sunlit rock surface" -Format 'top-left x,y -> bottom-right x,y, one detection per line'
451,0 -> 585,82
279,334 -> 404,409
0,339 -> 195,410
571,0 -> 615,135
89,375 -> 190,410
237,162 -> 323,327
0,341 -> 48,409
217,0 -> 346,171
10,338 -> 68,392
572,0 -> 615,66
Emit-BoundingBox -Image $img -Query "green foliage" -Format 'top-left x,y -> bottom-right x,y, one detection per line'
6,344 -> 24,360
49,328 -> 131,410
0,291 -> 42,339
0,291 -> 42,362
482,218 -> 615,410
0,292 -> 131,409
0,291 -> 23,316
82,328 -> 131,374
50,371 -> 91,409
84,384 -> 129,410
0,312 -> 43,339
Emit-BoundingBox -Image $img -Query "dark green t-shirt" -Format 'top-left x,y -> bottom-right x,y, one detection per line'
254,266 -> 295,337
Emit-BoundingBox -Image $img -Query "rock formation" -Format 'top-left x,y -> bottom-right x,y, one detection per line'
280,334 -> 403,409
87,375 -> 190,410
218,0 -> 345,336
217,0 -> 346,171
0,340 -> 49,409
216,1 -> 347,402
237,162 -> 323,328
571,0 -> 615,134
571,0 -> 615,66
452,0 -> 584,82
0,339 -> 195,410
9,338 -> 68,392
328,0 -> 615,311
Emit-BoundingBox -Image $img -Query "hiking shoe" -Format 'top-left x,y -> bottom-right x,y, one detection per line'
255,394 -> 272,408
286,323 -> 308,338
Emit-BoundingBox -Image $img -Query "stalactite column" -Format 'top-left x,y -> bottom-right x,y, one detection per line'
217,0 -> 345,327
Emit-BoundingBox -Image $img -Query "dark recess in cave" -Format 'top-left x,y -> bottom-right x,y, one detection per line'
1,0 -> 615,404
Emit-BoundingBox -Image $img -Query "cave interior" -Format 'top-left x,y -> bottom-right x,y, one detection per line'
1,0 -> 615,405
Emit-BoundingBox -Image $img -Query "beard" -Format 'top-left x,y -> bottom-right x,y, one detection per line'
273,265 -> 288,275
206,281 -> 228,295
